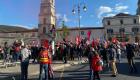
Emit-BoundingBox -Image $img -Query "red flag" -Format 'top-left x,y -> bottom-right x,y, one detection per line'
87,31 -> 91,41
76,36 -> 81,45
112,37 -> 117,43
41,39 -> 49,48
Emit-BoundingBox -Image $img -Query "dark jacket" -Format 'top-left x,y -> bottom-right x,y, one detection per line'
126,44 -> 135,58
88,51 -> 94,64
109,48 -> 116,60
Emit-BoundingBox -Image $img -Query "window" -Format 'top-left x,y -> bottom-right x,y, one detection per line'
107,20 -> 110,25
43,27 -> 46,34
119,28 -> 125,33
107,29 -> 113,33
132,28 -> 139,33
81,31 -> 85,35
120,19 -> 123,25
133,19 -> 137,24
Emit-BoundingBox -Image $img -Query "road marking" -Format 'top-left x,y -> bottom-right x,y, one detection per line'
59,65 -> 65,80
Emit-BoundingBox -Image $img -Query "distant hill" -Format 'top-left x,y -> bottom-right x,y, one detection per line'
0,25 -> 29,33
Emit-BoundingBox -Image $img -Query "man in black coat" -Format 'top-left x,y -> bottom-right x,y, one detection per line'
126,43 -> 137,73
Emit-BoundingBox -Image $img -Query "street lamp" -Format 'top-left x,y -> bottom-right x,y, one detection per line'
72,3 -> 87,37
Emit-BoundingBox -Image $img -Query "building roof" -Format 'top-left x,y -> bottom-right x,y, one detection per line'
0,25 -> 29,33
57,27 -> 104,31
0,25 -> 104,33
115,13 -> 132,17
103,13 -> 138,20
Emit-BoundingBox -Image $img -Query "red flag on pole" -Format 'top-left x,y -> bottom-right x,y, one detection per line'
87,31 -> 91,41
41,39 -> 49,48
76,36 -> 81,45
112,37 -> 117,43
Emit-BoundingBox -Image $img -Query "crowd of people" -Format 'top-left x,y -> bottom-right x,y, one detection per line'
0,39 -> 54,80
55,38 -> 140,80
87,40 -> 139,80
0,38 -> 140,80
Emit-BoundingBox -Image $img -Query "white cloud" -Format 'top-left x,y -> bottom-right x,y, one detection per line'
105,13 -> 116,17
63,14 -> 70,22
97,6 -> 113,18
123,12 -> 129,14
115,4 -> 128,12
56,13 -> 70,26
97,3 -> 129,19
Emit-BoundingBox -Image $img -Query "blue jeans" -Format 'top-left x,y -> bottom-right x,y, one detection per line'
39,64 -> 48,80
117,54 -> 121,62
14,52 -> 19,61
21,61 -> 29,80
89,63 -> 93,80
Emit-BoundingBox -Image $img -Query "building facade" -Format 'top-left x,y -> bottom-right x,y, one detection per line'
0,29 -> 39,46
56,27 -> 105,42
0,27 -> 104,46
103,13 -> 140,43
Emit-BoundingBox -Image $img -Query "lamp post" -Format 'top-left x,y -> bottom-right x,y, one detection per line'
72,2 -> 87,37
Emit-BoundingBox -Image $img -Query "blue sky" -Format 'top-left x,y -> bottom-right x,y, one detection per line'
0,0 -> 138,29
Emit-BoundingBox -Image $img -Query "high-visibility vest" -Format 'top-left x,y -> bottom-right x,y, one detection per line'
39,50 -> 49,64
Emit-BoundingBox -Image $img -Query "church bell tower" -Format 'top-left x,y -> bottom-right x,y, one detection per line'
38,0 -> 56,41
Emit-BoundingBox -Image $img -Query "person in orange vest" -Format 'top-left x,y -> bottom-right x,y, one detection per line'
39,46 -> 50,80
